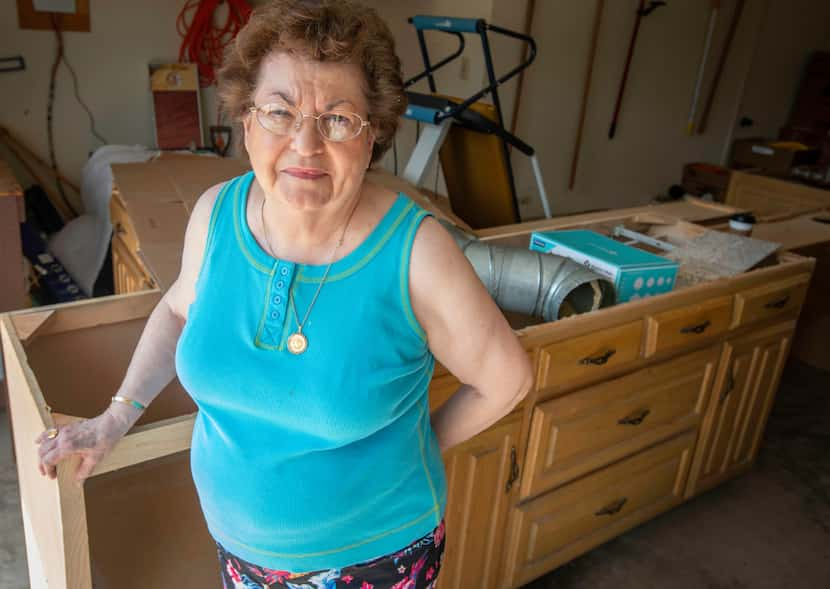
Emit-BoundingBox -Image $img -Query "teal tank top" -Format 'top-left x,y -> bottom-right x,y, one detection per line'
175,171 -> 447,572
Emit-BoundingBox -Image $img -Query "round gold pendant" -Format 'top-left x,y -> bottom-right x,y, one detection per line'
287,332 -> 308,355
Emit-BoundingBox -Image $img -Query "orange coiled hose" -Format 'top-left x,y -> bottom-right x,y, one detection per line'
177,0 -> 252,87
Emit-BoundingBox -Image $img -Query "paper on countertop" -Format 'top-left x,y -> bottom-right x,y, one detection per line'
666,230 -> 781,287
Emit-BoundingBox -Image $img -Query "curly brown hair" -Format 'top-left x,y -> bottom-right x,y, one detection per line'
217,0 -> 406,164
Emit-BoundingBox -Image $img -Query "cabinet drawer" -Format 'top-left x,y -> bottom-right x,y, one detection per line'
733,275 -> 809,328
504,431 -> 695,588
110,189 -> 140,255
538,321 -> 643,390
645,296 -> 732,356
522,346 -> 717,498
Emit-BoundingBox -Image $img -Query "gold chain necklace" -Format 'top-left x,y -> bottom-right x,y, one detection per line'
260,194 -> 359,355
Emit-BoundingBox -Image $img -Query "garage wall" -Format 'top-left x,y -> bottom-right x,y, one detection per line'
0,1 -> 189,210
510,0 -> 830,218
733,0 -> 830,143
1,0 -> 828,219
0,0 -> 491,206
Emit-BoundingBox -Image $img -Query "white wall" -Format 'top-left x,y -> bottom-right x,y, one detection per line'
733,0 -> 830,142
510,0 -> 830,218
2,0 -> 828,219
0,1 -> 210,210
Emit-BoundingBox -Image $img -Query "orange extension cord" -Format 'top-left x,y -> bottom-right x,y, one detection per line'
177,0 -> 252,88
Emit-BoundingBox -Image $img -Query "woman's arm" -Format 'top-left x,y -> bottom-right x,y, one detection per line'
409,217 -> 534,454
105,183 -> 223,430
37,182 -> 225,481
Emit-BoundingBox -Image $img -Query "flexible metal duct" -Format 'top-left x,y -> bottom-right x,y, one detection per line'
441,221 -> 616,321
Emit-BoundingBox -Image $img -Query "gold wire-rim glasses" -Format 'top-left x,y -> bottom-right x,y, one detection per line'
248,103 -> 371,142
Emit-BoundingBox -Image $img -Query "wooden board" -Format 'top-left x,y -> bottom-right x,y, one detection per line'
751,213 -> 830,251
17,0 -> 90,32
0,159 -> 26,312
724,171 -> 830,221
476,197 -> 746,241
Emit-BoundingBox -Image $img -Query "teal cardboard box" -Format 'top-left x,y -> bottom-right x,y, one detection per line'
530,230 -> 679,302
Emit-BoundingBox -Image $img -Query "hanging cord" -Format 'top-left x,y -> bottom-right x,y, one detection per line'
47,14 -> 78,217
177,0 -> 252,88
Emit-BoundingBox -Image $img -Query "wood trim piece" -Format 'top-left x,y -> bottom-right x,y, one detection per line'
90,414 -> 196,478
1,315 -> 73,587
17,0 -> 90,32
2,315 -> 53,428
11,310 -> 56,344
9,291 -> 162,339
476,197 -> 745,240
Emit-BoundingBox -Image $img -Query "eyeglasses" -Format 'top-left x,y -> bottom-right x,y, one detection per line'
248,103 -> 370,142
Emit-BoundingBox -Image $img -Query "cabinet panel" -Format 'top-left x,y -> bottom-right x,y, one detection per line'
504,432 -> 695,588
644,296 -> 732,356
522,346 -> 717,499
731,332 -> 791,465
537,321 -> 643,390
686,323 -> 793,496
733,274 -> 809,328
439,411 -> 522,589
110,190 -> 140,255
111,234 -> 154,295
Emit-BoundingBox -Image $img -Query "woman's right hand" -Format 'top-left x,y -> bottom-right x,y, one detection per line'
35,408 -> 136,484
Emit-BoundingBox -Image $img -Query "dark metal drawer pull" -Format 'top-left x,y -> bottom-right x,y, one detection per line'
618,408 -> 651,426
720,369 -> 736,403
680,319 -> 711,334
505,445 -> 520,493
580,349 -> 616,366
764,295 -> 790,310
595,497 -> 627,517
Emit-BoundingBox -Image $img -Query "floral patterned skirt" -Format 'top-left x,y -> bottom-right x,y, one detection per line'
217,517 -> 446,589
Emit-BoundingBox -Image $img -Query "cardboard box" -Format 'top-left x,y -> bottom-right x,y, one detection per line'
530,230 -> 679,302
730,138 -> 820,177
110,155 -> 474,291
682,162 -> 733,202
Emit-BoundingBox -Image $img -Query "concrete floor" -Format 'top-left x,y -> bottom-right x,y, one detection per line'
1,359 -> 828,589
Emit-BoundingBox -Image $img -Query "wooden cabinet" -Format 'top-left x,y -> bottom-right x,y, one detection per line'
644,296 -> 732,356
536,321 -> 643,391
724,171 -> 830,221
111,233 -> 155,295
522,346 -> 717,499
503,431 -> 696,587
439,411 -> 523,589
4,208 -> 815,588
686,322 -> 794,497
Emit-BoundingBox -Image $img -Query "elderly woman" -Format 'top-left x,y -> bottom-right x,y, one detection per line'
35,0 -> 532,587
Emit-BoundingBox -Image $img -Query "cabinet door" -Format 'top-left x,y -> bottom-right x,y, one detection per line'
687,323 -> 793,496
439,410 -> 523,589
111,235 -> 153,294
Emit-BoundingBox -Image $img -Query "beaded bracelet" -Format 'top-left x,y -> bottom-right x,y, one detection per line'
111,395 -> 147,411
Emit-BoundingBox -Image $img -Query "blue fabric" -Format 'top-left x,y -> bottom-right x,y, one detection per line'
175,171 -> 447,572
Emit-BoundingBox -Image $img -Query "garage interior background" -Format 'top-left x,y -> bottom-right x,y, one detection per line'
2,0 -> 829,219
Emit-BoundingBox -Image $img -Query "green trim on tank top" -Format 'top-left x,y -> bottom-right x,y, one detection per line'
232,171 -> 414,283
